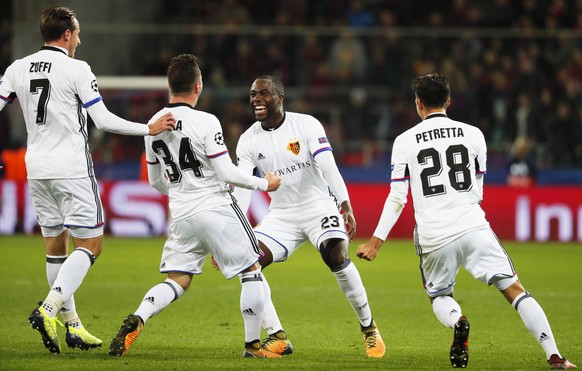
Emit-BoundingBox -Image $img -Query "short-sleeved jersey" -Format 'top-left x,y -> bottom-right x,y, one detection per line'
391,113 -> 489,252
0,46 -> 103,179
236,111 -> 335,210
145,103 -> 234,221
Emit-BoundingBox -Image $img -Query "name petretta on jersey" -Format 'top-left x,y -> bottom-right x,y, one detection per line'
274,161 -> 311,176
29,61 -> 52,73
416,127 -> 464,143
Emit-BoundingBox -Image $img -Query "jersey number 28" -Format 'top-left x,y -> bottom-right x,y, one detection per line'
417,144 -> 472,197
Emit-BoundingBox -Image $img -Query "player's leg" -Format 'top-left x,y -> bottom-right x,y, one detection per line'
203,204 -> 280,358
253,215 -> 296,355
109,216 -> 197,357
108,273 -> 187,357
497,279 -> 576,369
239,263 -> 280,358
464,228 -> 575,368
28,178 -> 103,353
421,238 -> 468,368
44,229 -> 102,350
319,237 -> 385,358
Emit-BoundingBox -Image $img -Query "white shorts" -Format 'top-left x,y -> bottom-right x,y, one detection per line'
160,202 -> 261,279
254,201 -> 348,262
420,227 -> 518,297
28,178 -> 104,239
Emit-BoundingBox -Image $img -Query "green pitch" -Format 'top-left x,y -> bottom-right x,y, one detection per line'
0,235 -> 580,370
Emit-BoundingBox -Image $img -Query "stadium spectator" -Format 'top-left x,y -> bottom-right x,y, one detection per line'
327,28 -> 368,85
232,75 -> 386,358
108,54 -> 282,358
0,6 -> 175,354
357,73 -> 577,369
506,136 -> 537,188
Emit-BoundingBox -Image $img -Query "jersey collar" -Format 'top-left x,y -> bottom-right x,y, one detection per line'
167,102 -> 195,110
261,112 -> 286,131
424,113 -> 447,120
41,46 -> 67,55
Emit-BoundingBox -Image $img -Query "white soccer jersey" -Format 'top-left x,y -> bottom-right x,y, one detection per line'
391,113 -> 489,252
145,103 -> 241,221
236,111 -> 335,210
0,46 -> 103,179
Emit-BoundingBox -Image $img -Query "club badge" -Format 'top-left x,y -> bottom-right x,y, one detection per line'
287,139 -> 300,155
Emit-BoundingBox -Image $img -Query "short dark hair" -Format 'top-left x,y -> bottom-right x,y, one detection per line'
256,75 -> 285,97
411,73 -> 450,108
40,6 -> 77,43
167,54 -> 201,94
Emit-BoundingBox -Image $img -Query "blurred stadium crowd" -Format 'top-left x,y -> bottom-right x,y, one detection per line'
1,0 -> 582,182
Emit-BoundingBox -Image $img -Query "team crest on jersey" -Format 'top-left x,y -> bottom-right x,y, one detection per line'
91,80 -> 98,92
287,139 -> 300,155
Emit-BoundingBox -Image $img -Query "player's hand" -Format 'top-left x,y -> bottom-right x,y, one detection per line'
210,256 -> 219,271
148,112 -> 176,135
340,201 -> 356,240
356,236 -> 383,261
265,171 -> 281,192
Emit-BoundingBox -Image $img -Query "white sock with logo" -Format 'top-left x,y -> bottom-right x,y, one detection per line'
135,279 -> 184,324
43,248 -> 93,317
333,261 -> 372,327
46,255 -> 81,327
239,270 -> 265,343
432,295 -> 462,328
512,292 -> 561,359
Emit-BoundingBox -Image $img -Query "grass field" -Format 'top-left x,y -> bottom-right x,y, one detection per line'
0,235 -> 580,370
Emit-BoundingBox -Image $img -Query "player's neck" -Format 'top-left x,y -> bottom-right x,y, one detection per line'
170,93 -> 198,108
421,109 -> 446,120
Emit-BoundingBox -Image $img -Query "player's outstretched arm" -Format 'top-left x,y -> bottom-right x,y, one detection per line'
88,101 -> 175,136
356,236 -> 384,261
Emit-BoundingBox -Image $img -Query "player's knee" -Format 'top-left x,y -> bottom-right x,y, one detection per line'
320,238 -> 349,270
258,243 -> 274,268
167,274 -> 192,294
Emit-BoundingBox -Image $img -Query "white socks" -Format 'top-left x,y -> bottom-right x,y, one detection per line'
43,248 -> 94,318
46,254 -> 80,326
239,270 -> 265,343
260,274 -> 284,335
135,279 -> 184,324
512,292 -> 561,359
333,261 -> 372,327
432,295 -> 463,328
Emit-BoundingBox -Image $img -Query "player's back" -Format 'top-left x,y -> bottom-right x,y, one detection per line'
2,47 -> 101,179
393,114 -> 489,250
146,104 -> 232,220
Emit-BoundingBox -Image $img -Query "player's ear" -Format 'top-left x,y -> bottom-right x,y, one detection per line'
62,29 -> 70,42
444,97 -> 451,110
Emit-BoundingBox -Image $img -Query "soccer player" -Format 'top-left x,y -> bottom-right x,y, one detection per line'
357,73 -> 576,369
233,75 -> 385,358
108,54 -> 282,359
0,6 -> 175,354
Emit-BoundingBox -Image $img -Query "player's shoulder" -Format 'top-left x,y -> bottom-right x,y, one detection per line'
240,121 -> 262,137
